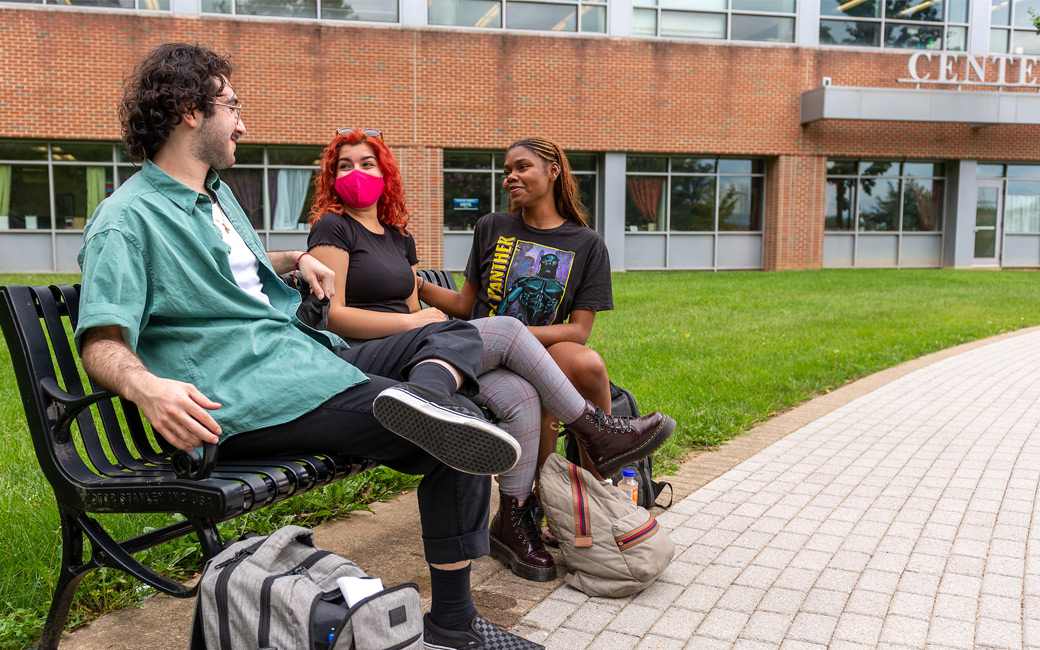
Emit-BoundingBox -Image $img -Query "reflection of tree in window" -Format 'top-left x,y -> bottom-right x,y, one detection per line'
902,178 -> 942,231
885,0 -> 941,21
716,185 -> 747,231
827,179 -> 856,230
669,176 -> 715,231
820,21 -> 879,45
858,178 -> 900,231
443,171 -> 492,231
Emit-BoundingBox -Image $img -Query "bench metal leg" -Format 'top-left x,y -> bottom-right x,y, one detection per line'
33,510 -> 95,650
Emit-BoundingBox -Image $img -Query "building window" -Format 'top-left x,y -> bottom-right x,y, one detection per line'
633,0 -> 795,43
978,163 -> 1040,233
428,0 -> 607,32
819,0 -> 968,49
201,0 -> 398,22
624,157 -> 764,233
825,160 -> 944,233
990,0 -> 1040,54
442,151 -> 598,231
12,0 -> 170,9
0,140 -> 321,233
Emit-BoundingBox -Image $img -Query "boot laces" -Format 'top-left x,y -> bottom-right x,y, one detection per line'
513,500 -> 540,540
592,407 -> 634,435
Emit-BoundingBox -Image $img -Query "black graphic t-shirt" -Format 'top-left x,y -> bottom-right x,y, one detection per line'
308,212 -> 417,314
464,211 -> 613,326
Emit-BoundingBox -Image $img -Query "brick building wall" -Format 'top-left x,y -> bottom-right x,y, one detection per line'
3,7 -> 1039,268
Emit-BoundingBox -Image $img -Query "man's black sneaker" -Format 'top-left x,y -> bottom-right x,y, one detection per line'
374,383 -> 520,476
423,613 -> 545,650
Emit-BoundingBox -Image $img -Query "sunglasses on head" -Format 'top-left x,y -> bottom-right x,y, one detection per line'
337,128 -> 383,139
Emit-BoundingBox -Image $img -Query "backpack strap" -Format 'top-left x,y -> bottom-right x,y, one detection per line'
650,480 -> 674,509
568,463 -> 593,548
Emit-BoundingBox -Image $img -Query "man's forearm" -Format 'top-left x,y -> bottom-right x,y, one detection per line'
81,326 -> 154,403
267,250 -> 307,275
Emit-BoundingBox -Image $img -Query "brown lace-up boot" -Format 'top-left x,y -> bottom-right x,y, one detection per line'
566,400 -> 676,477
489,493 -> 556,582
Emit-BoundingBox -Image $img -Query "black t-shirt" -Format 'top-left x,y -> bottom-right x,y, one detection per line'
464,211 -> 613,326
308,212 -> 417,314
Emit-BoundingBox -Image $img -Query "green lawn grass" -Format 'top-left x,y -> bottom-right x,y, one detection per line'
2,268 -> 1039,648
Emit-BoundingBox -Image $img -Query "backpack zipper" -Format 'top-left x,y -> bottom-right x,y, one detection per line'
214,540 -> 265,650
256,550 -> 338,647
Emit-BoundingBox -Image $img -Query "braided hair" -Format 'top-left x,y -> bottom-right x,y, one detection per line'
506,137 -> 589,228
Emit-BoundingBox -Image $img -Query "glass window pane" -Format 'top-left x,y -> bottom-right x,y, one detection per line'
669,176 -> 716,231
718,177 -> 761,231
627,156 -> 667,172
63,0 -> 135,6
948,0 -> 968,20
886,0 -> 944,20
117,166 -> 139,185
50,142 -> 111,162
267,147 -> 322,166
731,15 -> 794,41
977,164 -> 1005,178
1006,181 -> 1040,232
575,174 -> 597,229
827,160 -> 858,175
991,27 -> 1011,52
268,169 -> 317,230
860,160 -> 898,175
660,10 -> 726,38
734,0 -> 794,10
672,157 -> 715,173
234,145 -> 264,165
821,0 -> 879,18
1013,0 -> 1040,26
429,0 -> 502,27
493,172 -> 510,212
507,2 -> 576,30
1011,28 -> 1040,54
885,22 -> 943,48
0,141 -> 48,161
237,0 -> 316,17
322,0 -> 398,21
202,0 -> 231,12
903,162 -> 943,177
567,154 -> 597,172
858,177 -> 900,231
444,171 -> 492,231
580,4 -> 607,32
946,25 -> 966,50
1008,165 -> 1040,178
661,0 -> 724,9
52,166 -> 114,230
222,168 -> 266,230
826,178 -> 856,230
902,178 -> 942,231
718,159 -> 754,174
625,175 -> 667,231
991,0 -> 1010,24
445,151 -> 494,170
820,20 -> 880,45
633,7 -> 659,34
3,165 -> 51,230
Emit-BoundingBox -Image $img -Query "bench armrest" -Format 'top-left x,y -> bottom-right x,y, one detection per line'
39,376 -> 219,480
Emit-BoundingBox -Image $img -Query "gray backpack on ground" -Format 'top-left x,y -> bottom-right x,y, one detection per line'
190,525 -> 422,650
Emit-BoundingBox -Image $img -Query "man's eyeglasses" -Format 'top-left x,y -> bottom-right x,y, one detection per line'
211,100 -> 243,121
337,128 -> 383,139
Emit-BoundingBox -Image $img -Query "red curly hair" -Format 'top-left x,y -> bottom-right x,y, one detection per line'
308,129 -> 409,230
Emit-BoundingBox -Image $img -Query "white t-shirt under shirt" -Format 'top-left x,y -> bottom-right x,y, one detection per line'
213,200 -> 270,306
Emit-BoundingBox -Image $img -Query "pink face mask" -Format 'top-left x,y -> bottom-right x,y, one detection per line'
333,169 -> 385,210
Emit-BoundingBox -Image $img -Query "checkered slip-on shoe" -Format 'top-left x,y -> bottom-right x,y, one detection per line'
374,383 -> 520,476
423,613 -> 544,650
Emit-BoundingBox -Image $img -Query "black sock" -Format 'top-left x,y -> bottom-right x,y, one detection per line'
408,362 -> 458,395
428,564 -> 478,631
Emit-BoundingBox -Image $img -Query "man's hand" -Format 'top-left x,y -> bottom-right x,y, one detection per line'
81,325 -> 222,451
298,253 -> 336,301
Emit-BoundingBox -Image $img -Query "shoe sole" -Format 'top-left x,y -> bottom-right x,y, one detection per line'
489,533 -> 557,582
374,387 -> 520,475
595,415 -> 677,477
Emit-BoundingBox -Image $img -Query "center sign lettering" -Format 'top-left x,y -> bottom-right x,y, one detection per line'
899,52 -> 1039,87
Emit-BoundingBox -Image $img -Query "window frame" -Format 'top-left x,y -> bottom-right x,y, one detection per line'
633,0 -> 797,43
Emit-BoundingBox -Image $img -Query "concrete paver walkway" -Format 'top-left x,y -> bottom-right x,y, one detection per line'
511,328 -> 1040,649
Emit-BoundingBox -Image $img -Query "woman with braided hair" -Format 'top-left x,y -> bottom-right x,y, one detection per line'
304,129 -> 674,590
419,137 -> 625,477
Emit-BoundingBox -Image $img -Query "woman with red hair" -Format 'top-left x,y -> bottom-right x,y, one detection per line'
306,129 -> 672,590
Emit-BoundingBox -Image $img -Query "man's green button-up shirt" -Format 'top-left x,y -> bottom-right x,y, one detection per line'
76,160 -> 366,440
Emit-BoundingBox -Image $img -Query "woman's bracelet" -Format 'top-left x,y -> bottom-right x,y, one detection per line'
416,274 -> 425,294
292,251 -> 310,286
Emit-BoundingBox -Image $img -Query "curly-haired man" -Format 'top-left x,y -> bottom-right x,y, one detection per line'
76,42 -> 545,650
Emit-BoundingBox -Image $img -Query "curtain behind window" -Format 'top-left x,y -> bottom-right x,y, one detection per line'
0,165 -> 10,218
273,169 -> 312,230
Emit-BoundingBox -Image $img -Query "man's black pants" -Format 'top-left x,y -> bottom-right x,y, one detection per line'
221,320 -> 492,565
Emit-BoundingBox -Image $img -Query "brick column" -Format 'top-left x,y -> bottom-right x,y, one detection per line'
395,146 -> 444,268
763,154 -> 826,270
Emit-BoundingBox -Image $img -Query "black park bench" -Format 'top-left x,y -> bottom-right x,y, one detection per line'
0,284 -> 380,650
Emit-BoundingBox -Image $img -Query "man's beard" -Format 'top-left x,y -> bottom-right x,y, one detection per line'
191,117 -> 235,171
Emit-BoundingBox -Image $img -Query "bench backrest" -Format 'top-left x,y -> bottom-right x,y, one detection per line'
0,285 -> 175,505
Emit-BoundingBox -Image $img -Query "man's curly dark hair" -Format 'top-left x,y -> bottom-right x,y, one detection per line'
119,43 -> 233,161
